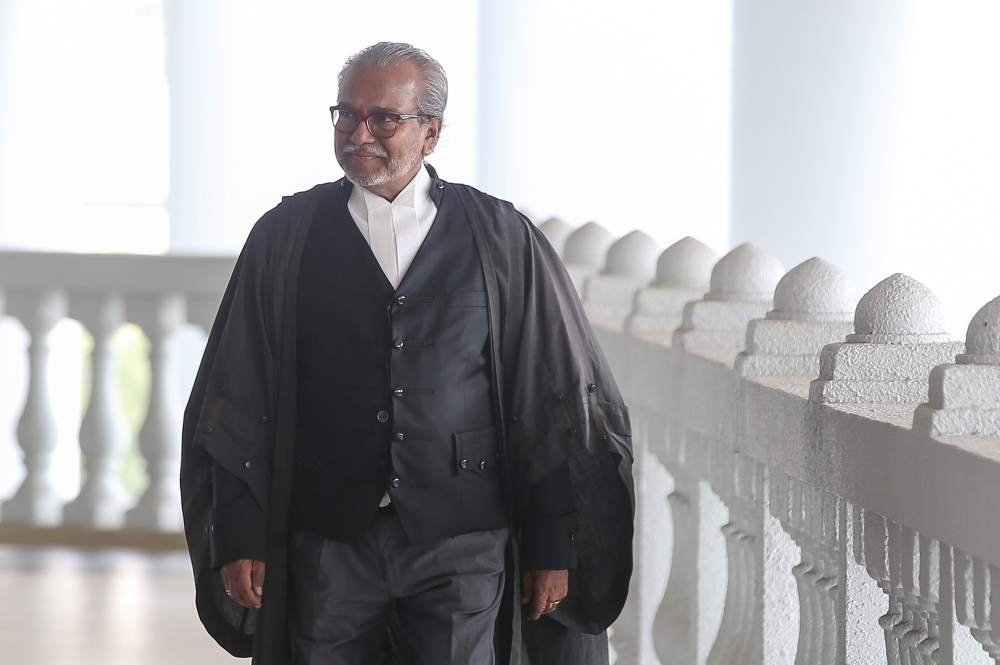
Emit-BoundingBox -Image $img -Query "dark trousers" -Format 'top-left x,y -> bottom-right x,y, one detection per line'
289,507 -> 508,665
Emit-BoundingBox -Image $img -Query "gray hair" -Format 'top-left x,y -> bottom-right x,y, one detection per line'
338,42 -> 448,122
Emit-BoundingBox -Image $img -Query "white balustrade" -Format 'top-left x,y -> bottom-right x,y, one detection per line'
1,289 -> 67,524
0,252 -> 234,532
124,293 -> 186,531
0,224 -> 999,665
537,216 -> 574,258
584,230 -> 660,326
62,294 -> 131,528
561,221 -> 614,295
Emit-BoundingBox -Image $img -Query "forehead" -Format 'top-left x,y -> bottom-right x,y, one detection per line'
339,61 -> 422,112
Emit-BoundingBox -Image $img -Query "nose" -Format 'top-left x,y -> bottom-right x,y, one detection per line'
349,118 -> 377,145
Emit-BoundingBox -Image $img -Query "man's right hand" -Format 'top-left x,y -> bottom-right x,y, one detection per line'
221,559 -> 266,608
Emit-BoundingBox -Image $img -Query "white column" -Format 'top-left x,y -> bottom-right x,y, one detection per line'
62,294 -> 131,528
165,0 -> 227,253
125,294 -> 186,531
729,0 -> 910,292
1,290 -> 67,525
0,0 -> 14,238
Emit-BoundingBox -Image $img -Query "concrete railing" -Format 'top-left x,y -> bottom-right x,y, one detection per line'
0,252 -> 235,542
542,218 -> 1000,665
4,221 -> 1000,664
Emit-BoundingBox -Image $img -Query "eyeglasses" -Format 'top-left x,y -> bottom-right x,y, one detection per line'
329,105 -> 430,139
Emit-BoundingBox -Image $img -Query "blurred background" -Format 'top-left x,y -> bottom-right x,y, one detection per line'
0,1 -> 997,661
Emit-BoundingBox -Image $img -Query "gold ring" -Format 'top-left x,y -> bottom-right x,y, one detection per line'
546,600 -> 560,611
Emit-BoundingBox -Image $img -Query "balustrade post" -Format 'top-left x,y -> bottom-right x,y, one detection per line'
625,237 -> 717,338
583,231 -> 659,325
561,222 -> 614,295
124,293 -> 186,531
1,290 -> 67,525
62,294 -> 132,528
536,217 -> 573,258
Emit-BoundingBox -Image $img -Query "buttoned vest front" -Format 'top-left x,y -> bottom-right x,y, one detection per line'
291,180 -> 508,545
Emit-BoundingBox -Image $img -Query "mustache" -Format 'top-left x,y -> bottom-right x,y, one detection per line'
342,142 -> 388,158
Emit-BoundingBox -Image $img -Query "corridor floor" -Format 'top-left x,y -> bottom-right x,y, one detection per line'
0,545 -> 239,665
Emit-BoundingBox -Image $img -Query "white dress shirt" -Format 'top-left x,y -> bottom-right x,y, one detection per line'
347,164 -> 437,506
347,164 -> 438,289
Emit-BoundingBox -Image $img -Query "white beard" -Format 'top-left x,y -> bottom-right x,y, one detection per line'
343,147 -> 424,189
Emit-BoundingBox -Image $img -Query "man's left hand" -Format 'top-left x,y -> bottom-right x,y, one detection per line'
521,569 -> 569,620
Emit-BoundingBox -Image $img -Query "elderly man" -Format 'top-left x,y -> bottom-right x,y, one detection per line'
181,42 -> 633,665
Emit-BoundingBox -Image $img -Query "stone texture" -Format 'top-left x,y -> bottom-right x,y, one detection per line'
536,216 -> 573,258
562,221 -> 614,295
625,237 -> 718,336
736,258 -> 857,377
585,231 -> 659,322
810,274 -> 964,404
914,295 -> 1000,436
673,243 -> 785,350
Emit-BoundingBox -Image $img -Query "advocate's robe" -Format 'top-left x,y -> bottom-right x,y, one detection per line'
180,168 -> 635,664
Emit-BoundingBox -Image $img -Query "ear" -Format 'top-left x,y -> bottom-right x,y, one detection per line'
421,118 -> 442,156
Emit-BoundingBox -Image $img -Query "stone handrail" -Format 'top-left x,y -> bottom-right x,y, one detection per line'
544,218 -> 1000,665
0,251 -> 236,533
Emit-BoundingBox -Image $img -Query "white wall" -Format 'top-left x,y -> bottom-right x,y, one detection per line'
728,0 -> 1000,335
478,0 -> 733,253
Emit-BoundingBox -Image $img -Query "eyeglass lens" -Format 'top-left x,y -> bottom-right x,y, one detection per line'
332,110 -> 399,139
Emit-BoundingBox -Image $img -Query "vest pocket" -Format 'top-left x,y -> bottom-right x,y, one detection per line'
454,426 -> 499,475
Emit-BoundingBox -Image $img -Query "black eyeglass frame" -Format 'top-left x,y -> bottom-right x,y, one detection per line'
329,105 -> 432,139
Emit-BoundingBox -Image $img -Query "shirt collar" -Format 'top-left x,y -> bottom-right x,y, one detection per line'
349,163 -> 433,221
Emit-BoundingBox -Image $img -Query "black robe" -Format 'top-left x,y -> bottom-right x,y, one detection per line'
180,168 -> 635,664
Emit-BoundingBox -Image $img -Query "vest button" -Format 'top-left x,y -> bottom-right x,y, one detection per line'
204,426 -> 213,434
392,478 -> 400,488
552,394 -> 563,402
587,383 -> 596,393
479,460 -> 487,470
460,459 -> 468,469
393,389 -> 403,397
377,410 -> 389,422
393,339 -> 404,349
259,416 -> 268,424
394,432 -> 404,441
245,461 -> 252,470
396,295 -> 406,305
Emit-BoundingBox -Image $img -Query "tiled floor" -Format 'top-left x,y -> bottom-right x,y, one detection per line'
0,546 -> 239,665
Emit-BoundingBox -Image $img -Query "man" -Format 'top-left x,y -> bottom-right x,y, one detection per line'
181,42 -> 633,665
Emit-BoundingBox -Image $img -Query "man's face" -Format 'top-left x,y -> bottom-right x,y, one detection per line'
335,61 -> 441,197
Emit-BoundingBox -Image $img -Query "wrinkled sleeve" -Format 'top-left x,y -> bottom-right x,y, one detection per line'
209,461 -> 269,571
520,461 -> 577,570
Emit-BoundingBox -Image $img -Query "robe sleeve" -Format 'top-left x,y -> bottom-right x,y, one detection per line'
520,460 -> 578,570
209,461 -> 269,570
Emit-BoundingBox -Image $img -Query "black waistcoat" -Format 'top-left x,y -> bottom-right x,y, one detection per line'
291,179 -> 508,544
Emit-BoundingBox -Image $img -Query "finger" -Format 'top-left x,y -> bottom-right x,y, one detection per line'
233,561 -> 255,608
531,591 -> 548,621
251,561 -> 266,606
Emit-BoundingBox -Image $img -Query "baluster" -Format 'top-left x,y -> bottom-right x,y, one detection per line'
610,406 -> 673,665
62,294 -> 131,528
954,550 -> 1000,662
855,508 -> 945,665
706,450 -> 764,665
651,422 -> 700,665
1,290 -> 67,525
124,293 -> 185,531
